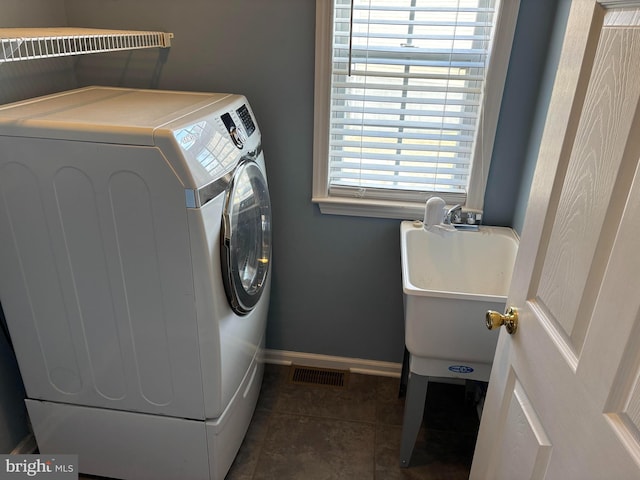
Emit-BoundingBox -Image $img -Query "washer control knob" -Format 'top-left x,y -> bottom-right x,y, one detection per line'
229,126 -> 245,149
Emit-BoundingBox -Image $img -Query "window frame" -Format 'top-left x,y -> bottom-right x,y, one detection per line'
312,0 -> 521,220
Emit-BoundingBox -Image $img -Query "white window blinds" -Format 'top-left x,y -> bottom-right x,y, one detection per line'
329,0 -> 497,204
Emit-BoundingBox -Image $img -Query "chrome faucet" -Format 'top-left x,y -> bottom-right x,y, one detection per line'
445,204 -> 462,224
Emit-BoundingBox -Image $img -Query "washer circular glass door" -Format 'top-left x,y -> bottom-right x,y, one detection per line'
221,159 -> 271,315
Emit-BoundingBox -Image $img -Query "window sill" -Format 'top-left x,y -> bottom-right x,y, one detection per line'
312,196 -> 425,221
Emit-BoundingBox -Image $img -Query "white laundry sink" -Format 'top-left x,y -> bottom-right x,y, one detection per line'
399,220 -> 519,468
400,220 -> 519,377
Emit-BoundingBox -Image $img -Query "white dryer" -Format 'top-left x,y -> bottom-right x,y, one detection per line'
0,87 -> 272,480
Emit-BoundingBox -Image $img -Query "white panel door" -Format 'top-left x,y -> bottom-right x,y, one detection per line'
471,1 -> 640,478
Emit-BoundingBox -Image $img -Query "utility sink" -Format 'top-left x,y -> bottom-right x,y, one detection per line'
400,220 -> 519,378
399,220 -> 519,468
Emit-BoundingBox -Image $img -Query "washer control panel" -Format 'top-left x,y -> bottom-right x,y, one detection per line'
236,104 -> 256,137
172,98 -> 260,189
221,112 -> 245,149
220,104 -> 256,150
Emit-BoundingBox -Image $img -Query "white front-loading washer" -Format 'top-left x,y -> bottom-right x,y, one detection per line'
0,86 -> 272,480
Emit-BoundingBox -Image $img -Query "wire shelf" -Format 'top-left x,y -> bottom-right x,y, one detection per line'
0,28 -> 173,63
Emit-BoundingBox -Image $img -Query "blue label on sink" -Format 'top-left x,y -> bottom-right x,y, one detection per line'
448,365 -> 474,374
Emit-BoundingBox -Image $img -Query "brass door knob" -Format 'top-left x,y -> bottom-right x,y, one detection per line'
486,307 -> 518,335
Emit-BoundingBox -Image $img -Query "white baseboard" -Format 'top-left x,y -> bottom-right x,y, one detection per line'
10,434 -> 37,454
263,349 -> 402,378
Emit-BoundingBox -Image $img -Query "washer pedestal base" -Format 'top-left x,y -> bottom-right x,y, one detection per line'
27,359 -> 263,480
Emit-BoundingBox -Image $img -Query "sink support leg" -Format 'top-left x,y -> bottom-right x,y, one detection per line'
399,371 -> 428,468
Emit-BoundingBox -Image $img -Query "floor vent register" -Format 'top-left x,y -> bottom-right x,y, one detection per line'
288,365 -> 349,388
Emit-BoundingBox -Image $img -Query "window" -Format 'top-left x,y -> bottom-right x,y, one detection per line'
313,0 -> 520,219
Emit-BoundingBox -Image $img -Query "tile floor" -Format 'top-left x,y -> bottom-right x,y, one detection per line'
81,364 -> 480,480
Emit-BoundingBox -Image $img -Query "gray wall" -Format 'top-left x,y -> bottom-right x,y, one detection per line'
484,0 -> 561,227
512,0 -> 573,234
0,0 -> 77,104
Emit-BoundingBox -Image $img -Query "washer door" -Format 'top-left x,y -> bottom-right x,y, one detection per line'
221,160 -> 272,315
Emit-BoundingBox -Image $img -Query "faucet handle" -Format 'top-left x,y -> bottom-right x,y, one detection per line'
445,204 -> 462,224
447,204 -> 462,213
445,205 -> 483,228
